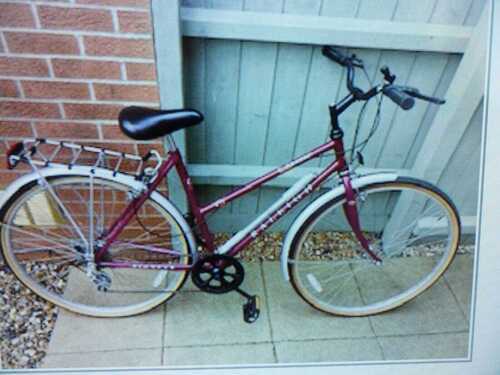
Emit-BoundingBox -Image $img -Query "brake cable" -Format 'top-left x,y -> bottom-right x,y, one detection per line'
346,65 -> 384,163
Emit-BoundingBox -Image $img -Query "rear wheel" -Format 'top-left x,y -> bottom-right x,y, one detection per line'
0,175 -> 192,317
288,177 -> 461,316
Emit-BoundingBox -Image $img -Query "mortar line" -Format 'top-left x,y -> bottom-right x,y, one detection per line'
46,329 -> 471,356
349,264 -> 386,360
160,303 -> 167,366
4,0 -> 152,13
0,76 -> 157,85
258,259 -> 278,363
371,321 -> 387,361
443,274 -> 469,323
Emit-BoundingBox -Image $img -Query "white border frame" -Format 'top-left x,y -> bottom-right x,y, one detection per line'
6,0 -> 499,373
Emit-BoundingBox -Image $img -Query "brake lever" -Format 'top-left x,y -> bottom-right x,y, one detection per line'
350,54 -> 364,68
380,66 -> 395,84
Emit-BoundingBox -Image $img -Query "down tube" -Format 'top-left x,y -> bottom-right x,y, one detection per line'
227,160 -> 340,257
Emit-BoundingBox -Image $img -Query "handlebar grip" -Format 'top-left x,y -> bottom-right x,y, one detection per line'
383,86 -> 415,110
322,46 -> 348,66
404,88 -> 446,105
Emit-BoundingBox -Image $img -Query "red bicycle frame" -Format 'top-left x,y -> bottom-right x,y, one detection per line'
95,140 -> 379,269
96,92 -> 381,268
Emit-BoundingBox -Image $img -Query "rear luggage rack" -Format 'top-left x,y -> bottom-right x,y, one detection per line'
6,138 -> 163,180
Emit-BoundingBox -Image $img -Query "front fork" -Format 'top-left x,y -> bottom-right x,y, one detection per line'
341,173 -> 382,263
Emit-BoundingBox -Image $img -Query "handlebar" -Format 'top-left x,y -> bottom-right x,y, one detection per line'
322,46 -> 366,100
322,45 -> 446,110
397,86 -> 446,105
322,46 -> 363,68
383,86 -> 415,110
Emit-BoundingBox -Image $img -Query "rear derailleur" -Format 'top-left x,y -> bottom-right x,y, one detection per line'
191,254 -> 260,324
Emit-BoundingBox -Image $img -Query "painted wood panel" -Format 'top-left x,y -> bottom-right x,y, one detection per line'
438,100 -> 483,216
232,0 -> 284,217
176,0 -> 484,231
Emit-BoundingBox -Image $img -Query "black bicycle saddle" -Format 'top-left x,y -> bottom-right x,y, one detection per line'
119,106 -> 203,140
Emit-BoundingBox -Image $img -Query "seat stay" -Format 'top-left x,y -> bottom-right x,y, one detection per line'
94,155 -> 178,262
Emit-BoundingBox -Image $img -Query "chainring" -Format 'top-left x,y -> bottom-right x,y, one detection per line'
191,254 -> 244,294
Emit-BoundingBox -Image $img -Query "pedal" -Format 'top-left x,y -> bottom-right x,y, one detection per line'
242,295 -> 260,324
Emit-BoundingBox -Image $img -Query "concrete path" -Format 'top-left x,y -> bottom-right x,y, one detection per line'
41,255 -> 473,369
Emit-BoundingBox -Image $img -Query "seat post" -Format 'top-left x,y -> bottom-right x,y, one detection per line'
165,135 -> 178,152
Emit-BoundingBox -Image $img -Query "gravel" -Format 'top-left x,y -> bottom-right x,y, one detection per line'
0,260 -> 59,369
0,232 -> 475,369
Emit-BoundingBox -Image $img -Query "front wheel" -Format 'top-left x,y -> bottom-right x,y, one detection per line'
0,175 -> 193,317
288,177 -> 461,316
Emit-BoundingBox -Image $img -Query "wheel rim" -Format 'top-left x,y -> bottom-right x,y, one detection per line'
290,182 -> 460,316
1,176 -> 190,316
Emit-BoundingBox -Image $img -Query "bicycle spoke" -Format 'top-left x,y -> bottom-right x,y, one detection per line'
99,179 -> 105,234
1,175 -> 191,316
289,180 -> 460,315
41,179 -> 89,246
3,223 -> 80,254
112,241 -> 187,257
89,175 -> 95,252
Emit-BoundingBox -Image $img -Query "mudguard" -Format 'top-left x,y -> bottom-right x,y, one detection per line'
280,172 -> 399,281
0,165 -> 198,261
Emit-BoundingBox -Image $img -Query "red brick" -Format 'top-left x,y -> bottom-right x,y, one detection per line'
0,80 -> 19,98
0,141 -> 7,156
5,32 -> 80,55
0,3 -> 35,27
76,0 -> 150,8
36,122 -> 99,139
0,101 -> 61,119
64,103 -> 123,120
0,171 -> 22,187
137,142 -> 164,156
84,36 -> 153,58
126,63 -> 156,81
0,57 -> 49,77
23,81 -> 90,99
38,5 -> 114,32
118,10 -> 151,33
100,124 -> 130,140
52,59 -> 121,79
94,83 -> 158,102
0,121 -> 33,137
0,3 -> 36,28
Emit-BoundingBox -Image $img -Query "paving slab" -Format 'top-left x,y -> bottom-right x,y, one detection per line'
444,254 -> 474,320
47,304 -> 165,354
369,278 -> 469,336
354,257 -> 439,306
275,338 -> 383,363
41,255 -> 474,368
163,263 -> 272,347
42,348 -> 162,368
378,332 -> 469,360
262,262 -> 374,341
163,343 -> 276,366
62,266 -> 182,307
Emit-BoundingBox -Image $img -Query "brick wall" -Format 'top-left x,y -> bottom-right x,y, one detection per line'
0,0 -> 161,187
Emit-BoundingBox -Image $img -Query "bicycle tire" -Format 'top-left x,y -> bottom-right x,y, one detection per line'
0,174 -> 193,317
288,176 -> 461,316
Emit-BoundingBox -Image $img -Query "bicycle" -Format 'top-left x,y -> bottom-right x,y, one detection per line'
0,46 -> 460,323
